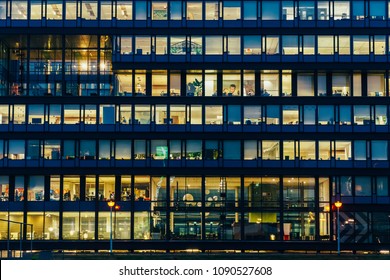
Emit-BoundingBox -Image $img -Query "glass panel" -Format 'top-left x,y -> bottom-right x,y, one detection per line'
81,1 -> 98,20
151,2 -> 168,20
367,74 -> 385,97
205,106 -> 223,124
155,36 -> 167,55
223,141 -> 240,160
204,71 -> 217,97
261,71 -> 279,96
318,105 -> 334,125
374,36 -> 386,55
205,1 -> 219,20
355,177 -> 371,196
100,1 -> 112,20
80,140 -> 96,159
0,176 -> 9,201
135,1 -> 146,20
300,141 -> 316,160
170,1 -> 182,20
318,1 -> 330,20
9,140 -> 25,160
266,105 -> 280,124
244,106 -> 261,125
354,105 -> 370,125
282,36 -> 298,55
332,74 -> 350,96
243,71 -> 255,96
63,176 -> 80,201
282,105 -> 299,125
353,36 -> 369,55
134,212 -> 150,239
117,1 -> 133,20
43,212 -> 59,240
318,36 -> 334,55
134,105 -> 150,124
339,36 -> 350,55
262,1 -> 280,20
186,140 -> 202,160
115,140 -> 131,160
243,1 -> 257,20
65,1 -> 76,20
14,105 -> 26,124
135,37 -> 151,55
244,141 -> 258,160
223,1 -> 240,20
262,141 -> 280,160
12,1 -> 28,19
299,1 -> 315,20
375,105 -> 387,125
354,140 -> 366,160
334,1 -> 350,20
319,141 -> 331,160
205,36 -> 222,55
282,1 -> 295,20
265,36 -> 279,55
303,36 -> 315,55
223,71 -> 241,96
187,1 -> 202,20
28,176 -> 44,201
244,36 -> 261,55
303,105 -> 315,125
27,212 -> 43,239
186,72 -> 203,96
80,212 -> 95,240
227,36 -> 241,55
170,105 -> 186,125
0,105 -> 9,124
335,141 -> 352,160
376,177 -> 388,196
370,1 -> 385,20
372,141 -> 388,160
190,36 -> 202,55
98,176 -> 115,201
47,0 -> 63,20
62,212 -> 79,240
152,70 -> 167,96
283,141 -> 295,160
134,176 -> 150,201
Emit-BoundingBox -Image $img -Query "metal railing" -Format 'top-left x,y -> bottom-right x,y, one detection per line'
0,218 -> 33,258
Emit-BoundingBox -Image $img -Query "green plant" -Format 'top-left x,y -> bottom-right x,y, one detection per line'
193,78 -> 203,96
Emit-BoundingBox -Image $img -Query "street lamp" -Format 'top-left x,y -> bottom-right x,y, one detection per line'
335,201 -> 343,256
107,200 -> 115,254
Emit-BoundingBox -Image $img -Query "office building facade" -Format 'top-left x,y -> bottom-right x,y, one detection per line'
0,0 -> 390,253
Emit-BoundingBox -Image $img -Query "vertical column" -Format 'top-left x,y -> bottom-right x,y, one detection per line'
279,176 -> 284,242
361,71 -> 368,97
240,176 -> 245,241
130,175 -> 135,240
314,177 -> 320,242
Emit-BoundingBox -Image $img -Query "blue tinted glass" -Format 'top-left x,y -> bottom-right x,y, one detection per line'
224,141 -> 241,159
370,1 -> 385,18
135,1 -> 147,20
352,1 -> 364,19
243,1 -> 257,19
228,105 -> 241,122
354,141 -> 366,160
170,1 -> 182,20
262,1 -> 280,20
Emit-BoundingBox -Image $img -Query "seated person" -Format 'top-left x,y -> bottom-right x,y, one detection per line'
222,88 -> 228,96
247,88 -> 255,96
229,84 -> 237,96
